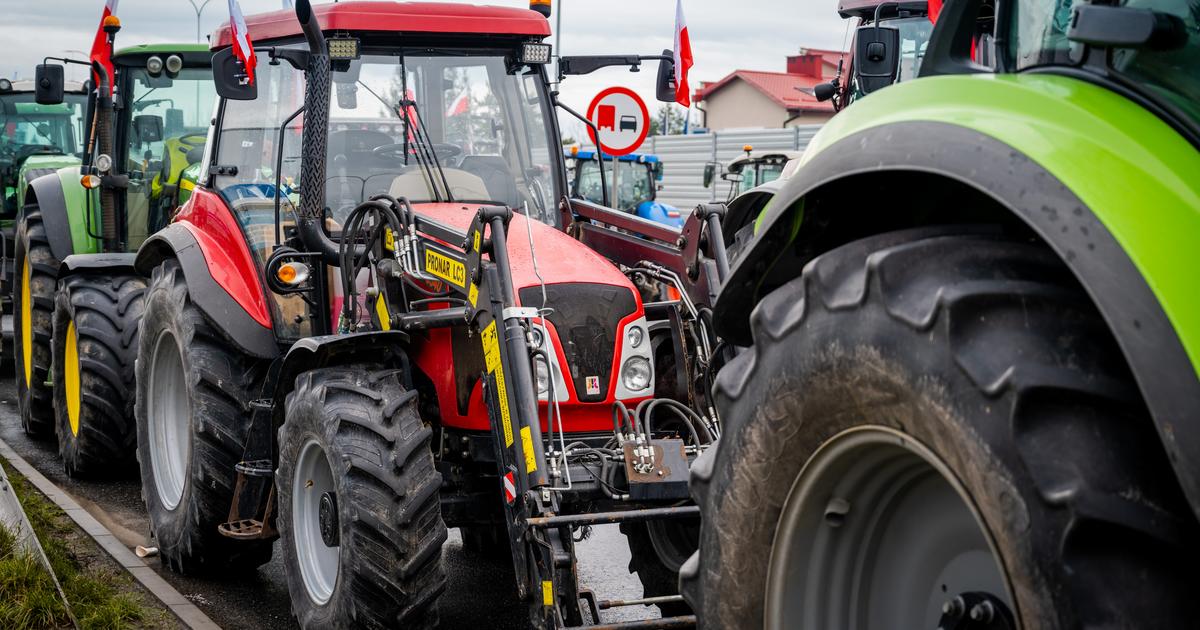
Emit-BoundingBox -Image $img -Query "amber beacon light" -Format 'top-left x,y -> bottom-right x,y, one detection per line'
530,0 -> 551,18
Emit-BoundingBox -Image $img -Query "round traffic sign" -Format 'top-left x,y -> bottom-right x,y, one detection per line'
586,87 -> 650,157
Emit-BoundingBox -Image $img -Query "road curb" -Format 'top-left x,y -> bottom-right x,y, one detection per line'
0,437 -> 222,630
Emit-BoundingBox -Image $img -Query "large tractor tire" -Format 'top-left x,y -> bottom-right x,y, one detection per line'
135,259 -> 273,574
13,209 -> 59,437
681,228 -> 1199,629
52,273 -> 145,477
278,366 -> 447,629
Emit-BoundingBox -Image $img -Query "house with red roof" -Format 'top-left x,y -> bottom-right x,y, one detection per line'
693,48 -> 846,130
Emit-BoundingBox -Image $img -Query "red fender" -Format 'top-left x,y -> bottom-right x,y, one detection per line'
172,187 -> 273,329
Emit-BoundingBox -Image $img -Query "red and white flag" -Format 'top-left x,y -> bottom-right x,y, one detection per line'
228,0 -> 257,85
446,90 -> 469,117
673,0 -> 694,107
89,0 -> 119,95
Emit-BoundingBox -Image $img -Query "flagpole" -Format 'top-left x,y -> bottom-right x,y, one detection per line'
554,0 -> 563,87
186,0 -> 215,43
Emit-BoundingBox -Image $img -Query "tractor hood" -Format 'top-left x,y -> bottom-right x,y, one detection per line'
413,202 -> 639,300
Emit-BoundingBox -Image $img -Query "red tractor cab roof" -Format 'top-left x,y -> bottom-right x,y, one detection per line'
837,0 -> 927,19
211,1 -> 551,49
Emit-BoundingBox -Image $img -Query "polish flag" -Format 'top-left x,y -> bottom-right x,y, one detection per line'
673,0 -> 694,107
89,0 -> 119,95
228,0 -> 257,85
446,90 -> 469,117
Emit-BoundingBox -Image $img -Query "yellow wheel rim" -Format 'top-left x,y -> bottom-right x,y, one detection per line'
64,321 -> 82,437
21,256 -> 32,389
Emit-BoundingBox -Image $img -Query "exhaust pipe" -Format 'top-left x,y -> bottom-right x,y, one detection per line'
293,0 -> 342,264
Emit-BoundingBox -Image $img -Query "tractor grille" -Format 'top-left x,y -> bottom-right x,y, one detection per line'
519,284 -> 636,403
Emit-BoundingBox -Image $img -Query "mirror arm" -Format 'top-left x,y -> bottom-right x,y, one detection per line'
267,47 -> 311,71
552,94 -> 609,208
41,56 -> 93,68
558,54 -> 672,81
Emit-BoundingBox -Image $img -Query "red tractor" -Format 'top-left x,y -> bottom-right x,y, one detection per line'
132,2 -> 727,628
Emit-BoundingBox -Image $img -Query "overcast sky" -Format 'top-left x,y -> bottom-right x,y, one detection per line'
0,0 -> 850,136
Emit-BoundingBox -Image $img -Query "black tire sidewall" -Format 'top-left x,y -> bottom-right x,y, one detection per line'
277,419 -> 347,628
52,274 -> 144,476
13,213 -> 56,436
136,273 -> 202,562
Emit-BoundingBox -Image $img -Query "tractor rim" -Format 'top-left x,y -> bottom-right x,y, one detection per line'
764,426 -> 1014,630
64,321 -> 81,436
294,438 -> 339,605
21,256 -> 32,388
147,330 -> 190,511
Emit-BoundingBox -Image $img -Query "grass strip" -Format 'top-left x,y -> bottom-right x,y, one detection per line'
0,460 -> 153,630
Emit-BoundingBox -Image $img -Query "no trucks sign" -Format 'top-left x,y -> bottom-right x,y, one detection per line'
586,87 -> 650,156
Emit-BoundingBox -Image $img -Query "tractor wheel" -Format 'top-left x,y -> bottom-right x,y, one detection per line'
681,228 -> 1200,629
620,519 -> 695,617
52,273 -> 145,477
278,366 -> 447,629
136,258 -> 272,574
13,209 -> 58,437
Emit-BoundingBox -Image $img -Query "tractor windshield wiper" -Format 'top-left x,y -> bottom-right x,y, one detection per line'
355,74 -> 453,203
397,97 -> 453,203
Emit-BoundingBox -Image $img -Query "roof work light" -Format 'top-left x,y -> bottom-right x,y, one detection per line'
327,37 -> 361,61
520,43 -> 552,65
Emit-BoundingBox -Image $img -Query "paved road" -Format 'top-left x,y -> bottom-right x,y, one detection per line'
0,381 -> 655,629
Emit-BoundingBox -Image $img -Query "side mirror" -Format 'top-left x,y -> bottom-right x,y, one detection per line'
133,115 -> 164,144
813,81 -> 837,102
854,24 -> 901,95
212,47 -> 257,101
35,64 -> 65,105
655,49 -> 676,103
702,162 -> 717,188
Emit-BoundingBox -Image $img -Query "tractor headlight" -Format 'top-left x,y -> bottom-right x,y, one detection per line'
626,325 -> 644,349
146,56 -> 164,76
165,55 -> 184,75
95,153 -> 113,173
621,356 -> 651,392
529,326 -> 544,348
535,359 -> 550,395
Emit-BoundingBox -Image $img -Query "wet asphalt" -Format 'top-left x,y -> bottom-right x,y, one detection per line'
0,380 -> 654,629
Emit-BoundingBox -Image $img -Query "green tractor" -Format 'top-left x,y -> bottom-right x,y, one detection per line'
683,0 -> 1200,627
18,29 -> 215,477
0,78 -> 89,334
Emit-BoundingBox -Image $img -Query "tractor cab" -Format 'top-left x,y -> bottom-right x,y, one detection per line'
813,0 -> 936,110
704,147 -> 803,202
0,79 -> 88,216
34,44 -> 216,251
565,148 -> 682,227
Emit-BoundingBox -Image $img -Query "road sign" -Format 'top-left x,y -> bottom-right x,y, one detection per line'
586,87 -> 649,157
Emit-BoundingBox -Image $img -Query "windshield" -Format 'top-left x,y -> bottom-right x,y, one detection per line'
215,49 -> 561,228
891,16 -> 934,81
1009,0 -> 1200,127
0,92 -> 88,167
123,67 -> 217,249
576,159 -> 652,211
